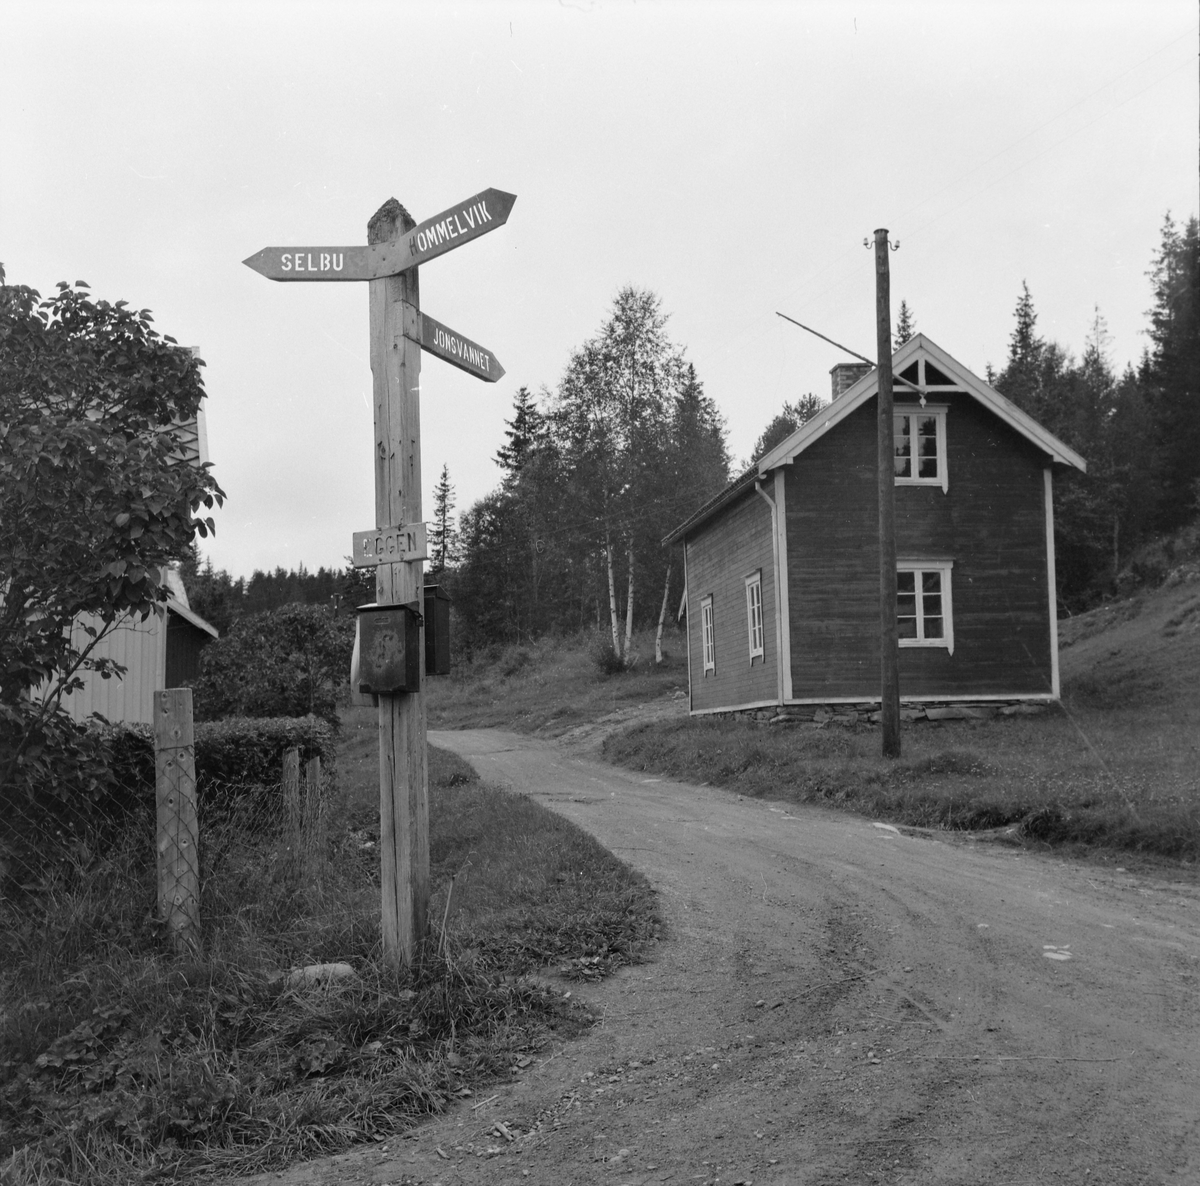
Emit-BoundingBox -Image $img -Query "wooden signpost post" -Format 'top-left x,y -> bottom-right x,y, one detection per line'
244,188 -> 515,966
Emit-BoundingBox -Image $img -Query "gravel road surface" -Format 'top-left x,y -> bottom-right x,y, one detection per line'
243,727 -> 1200,1186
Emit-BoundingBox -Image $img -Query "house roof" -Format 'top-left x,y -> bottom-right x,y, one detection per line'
662,465 -> 760,545
665,333 -> 1086,545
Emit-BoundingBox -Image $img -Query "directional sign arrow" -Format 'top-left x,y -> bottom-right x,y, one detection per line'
242,188 -> 516,282
406,311 -> 505,383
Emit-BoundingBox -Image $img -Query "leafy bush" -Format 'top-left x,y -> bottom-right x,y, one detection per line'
191,604 -> 354,724
195,715 -> 335,791
102,715 -> 336,801
590,634 -> 629,675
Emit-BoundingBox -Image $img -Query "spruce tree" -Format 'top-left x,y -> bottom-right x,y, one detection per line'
1143,214 -> 1200,530
495,386 -> 543,489
430,463 -> 458,574
895,300 -> 917,346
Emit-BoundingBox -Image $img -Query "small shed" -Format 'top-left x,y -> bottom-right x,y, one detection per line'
58,568 -> 218,726
664,334 -> 1086,715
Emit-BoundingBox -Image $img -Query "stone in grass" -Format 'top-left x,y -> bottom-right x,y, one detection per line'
285,962 -> 358,989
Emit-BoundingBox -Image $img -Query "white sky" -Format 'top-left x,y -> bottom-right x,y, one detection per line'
4,1 -> 1196,579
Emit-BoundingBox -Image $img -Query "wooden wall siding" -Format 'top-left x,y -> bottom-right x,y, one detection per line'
785,395 -> 1054,700
59,611 -> 164,726
686,489 -> 778,712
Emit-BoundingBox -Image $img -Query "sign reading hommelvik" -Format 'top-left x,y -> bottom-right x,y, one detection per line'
242,189 -> 517,282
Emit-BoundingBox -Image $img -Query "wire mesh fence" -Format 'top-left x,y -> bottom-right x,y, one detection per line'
1,744 -> 330,940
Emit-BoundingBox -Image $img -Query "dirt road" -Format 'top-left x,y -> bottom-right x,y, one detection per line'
254,728 -> 1200,1186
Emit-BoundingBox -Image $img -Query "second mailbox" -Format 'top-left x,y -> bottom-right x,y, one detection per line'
356,603 -> 422,695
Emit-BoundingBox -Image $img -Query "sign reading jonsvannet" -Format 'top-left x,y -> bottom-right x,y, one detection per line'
411,312 -> 505,382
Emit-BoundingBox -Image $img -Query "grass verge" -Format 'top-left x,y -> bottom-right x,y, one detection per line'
426,630 -> 686,735
600,705 -> 1200,862
0,729 -> 659,1184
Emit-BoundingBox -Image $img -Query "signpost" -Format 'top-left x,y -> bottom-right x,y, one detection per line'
242,188 -> 516,282
244,188 -> 515,966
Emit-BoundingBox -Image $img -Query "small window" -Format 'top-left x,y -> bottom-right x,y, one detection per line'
897,562 -> 954,654
894,408 -> 948,492
701,595 -> 715,674
745,572 -> 764,661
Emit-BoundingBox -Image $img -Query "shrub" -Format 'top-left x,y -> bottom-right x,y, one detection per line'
191,604 -> 354,724
590,634 -> 629,675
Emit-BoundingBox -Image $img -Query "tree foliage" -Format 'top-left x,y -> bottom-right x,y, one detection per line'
989,225 -> 1200,608
190,603 -> 353,725
751,393 -> 826,463
1,276 -> 223,795
1142,214 -> 1200,529
454,287 -> 729,652
429,464 -> 459,575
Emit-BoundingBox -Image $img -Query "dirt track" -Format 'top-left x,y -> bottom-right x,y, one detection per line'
247,727 -> 1200,1186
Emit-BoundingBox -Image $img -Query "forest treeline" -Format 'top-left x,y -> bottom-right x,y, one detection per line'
187,214 -> 1199,646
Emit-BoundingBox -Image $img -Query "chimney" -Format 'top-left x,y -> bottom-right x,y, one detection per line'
830,362 -> 872,401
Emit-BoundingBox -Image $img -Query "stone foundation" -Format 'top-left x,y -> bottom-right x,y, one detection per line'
723,701 -> 1051,727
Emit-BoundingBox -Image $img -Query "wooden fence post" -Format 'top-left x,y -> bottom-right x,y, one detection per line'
303,754 -> 322,866
282,747 -> 302,838
154,689 -> 200,950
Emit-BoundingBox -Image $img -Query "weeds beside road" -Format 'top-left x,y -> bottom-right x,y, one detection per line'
0,722 -> 659,1184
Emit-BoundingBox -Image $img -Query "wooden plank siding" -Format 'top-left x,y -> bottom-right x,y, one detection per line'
686,487 -> 779,712
58,610 -> 166,726
785,394 -> 1055,701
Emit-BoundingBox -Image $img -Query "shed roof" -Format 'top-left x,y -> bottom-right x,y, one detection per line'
665,334 -> 1086,545
167,597 -> 219,639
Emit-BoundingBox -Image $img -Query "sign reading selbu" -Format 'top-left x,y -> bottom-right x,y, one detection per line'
241,188 -> 516,282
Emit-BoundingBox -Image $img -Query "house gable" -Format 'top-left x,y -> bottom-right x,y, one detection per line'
756,334 -> 1086,476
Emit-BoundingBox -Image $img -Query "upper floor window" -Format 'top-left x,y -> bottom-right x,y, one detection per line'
745,572 -> 764,661
701,595 -> 716,674
894,406 -> 948,493
897,560 -> 954,654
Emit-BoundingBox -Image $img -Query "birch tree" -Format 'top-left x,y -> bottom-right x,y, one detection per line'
550,287 -> 686,664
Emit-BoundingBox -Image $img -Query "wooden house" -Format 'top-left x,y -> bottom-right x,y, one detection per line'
664,334 -> 1086,716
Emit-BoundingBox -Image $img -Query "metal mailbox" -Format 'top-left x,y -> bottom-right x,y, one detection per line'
423,584 -> 452,676
355,603 -> 422,695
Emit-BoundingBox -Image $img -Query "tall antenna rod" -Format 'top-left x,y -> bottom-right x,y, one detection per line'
775,310 -> 925,399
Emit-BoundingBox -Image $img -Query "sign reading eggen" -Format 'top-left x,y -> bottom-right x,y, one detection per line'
412,312 -> 505,382
352,522 -> 428,568
242,188 -> 516,282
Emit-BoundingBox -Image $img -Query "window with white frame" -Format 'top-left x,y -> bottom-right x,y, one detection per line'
894,407 -> 948,492
745,571 -> 764,661
701,595 -> 715,673
896,561 -> 954,653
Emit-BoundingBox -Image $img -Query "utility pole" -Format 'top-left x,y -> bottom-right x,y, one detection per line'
874,228 -> 901,758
